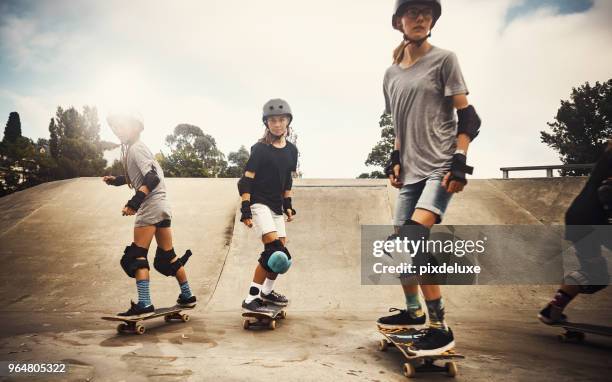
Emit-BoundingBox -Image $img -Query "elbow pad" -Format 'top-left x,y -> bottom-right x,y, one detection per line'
238,176 -> 254,196
457,105 -> 481,141
111,175 -> 127,186
143,166 -> 160,191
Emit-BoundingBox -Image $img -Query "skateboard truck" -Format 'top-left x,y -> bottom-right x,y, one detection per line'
242,307 -> 287,330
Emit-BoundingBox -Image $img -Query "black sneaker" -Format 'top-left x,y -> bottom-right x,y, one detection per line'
242,297 -> 277,314
407,327 -> 455,356
538,303 -> 567,325
377,308 -> 427,330
261,290 -> 289,306
177,294 -> 197,308
117,300 -> 155,318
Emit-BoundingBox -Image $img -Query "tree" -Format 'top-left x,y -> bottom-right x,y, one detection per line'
362,113 -> 394,179
541,79 -> 612,176
3,112 -> 22,143
223,145 -> 249,177
160,124 -> 227,177
50,106 -> 112,178
49,118 -> 60,159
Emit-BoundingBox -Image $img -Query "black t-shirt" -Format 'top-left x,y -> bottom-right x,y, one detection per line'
565,148 -> 612,240
245,141 -> 298,215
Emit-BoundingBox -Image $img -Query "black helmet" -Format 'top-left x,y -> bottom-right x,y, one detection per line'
392,0 -> 442,31
262,98 -> 293,125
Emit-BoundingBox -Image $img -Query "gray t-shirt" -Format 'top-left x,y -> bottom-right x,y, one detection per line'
127,140 -> 172,227
383,46 -> 468,184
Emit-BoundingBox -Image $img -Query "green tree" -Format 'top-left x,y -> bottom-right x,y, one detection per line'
50,106 -> 113,178
160,124 -> 226,177
3,112 -> 22,143
49,118 -> 60,159
222,145 -> 249,177
541,79 -> 612,176
361,113 -> 394,179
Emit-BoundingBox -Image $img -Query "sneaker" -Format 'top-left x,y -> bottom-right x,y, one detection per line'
117,300 -> 155,318
376,308 -> 427,330
177,294 -> 197,308
261,290 -> 289,306
538,303 -> 567,325
242,297 -> 277,314
407,327 -> 455,356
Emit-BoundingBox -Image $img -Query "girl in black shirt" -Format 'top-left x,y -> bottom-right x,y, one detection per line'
237,99 -> 299,313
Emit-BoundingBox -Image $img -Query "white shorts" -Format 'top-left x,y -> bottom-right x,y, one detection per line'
251,203 -> 286,238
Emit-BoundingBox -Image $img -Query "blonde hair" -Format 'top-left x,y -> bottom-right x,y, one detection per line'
259,125 -> 292,145
393,39 -> 409,65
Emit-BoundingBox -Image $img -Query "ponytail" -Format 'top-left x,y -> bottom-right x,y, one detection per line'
393,39 -> 409,65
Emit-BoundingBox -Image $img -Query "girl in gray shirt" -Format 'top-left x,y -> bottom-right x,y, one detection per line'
103,113 -> 197,318
377,0 -> 481,357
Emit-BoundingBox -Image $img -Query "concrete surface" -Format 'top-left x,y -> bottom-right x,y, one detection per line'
0,177 -> 610,382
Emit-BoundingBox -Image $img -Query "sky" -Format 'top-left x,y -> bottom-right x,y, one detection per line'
1,0 -> 611,179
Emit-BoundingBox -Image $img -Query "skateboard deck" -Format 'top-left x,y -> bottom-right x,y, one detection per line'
242,304 -> 287,330
378,327 -> 464,378
552,321 -> 612,343
102,305 -> 193,335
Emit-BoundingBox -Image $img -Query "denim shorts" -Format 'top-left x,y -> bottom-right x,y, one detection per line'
393,176 -> 453,225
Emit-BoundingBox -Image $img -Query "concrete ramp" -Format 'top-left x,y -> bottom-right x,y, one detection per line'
1,177 -> 610,382
0,178 -> 238,313
208,179 -> 402,313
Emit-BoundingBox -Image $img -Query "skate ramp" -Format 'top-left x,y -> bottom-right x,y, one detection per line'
0,178 -> 238,314
1,177 -> 611,382
207,179 -> 399,312
207,177 -> 608,313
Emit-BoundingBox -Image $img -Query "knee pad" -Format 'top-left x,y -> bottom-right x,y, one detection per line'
259,240 -> 292,274
120,243 -> 149,278
563,270 -> 609,294
154,247 -> 183,277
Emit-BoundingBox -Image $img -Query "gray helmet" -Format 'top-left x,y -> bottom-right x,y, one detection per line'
392,0 -> 442,31
262,98 -> 293,125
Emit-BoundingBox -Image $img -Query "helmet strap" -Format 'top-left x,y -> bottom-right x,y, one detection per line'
403,30 -> 431,47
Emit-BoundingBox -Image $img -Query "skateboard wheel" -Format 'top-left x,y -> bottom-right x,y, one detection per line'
403,363 -> 415,378
135,325 -> 146,335
446,362 -> 458,377
164,315 -> 172,323
557,333 -> 567,342
243,319 -> 250,330
269,320 -> 276,330
280,310 -> 287,319
378,339 -> 389,352
116,323 -> 128,334
181,314 -> 190,323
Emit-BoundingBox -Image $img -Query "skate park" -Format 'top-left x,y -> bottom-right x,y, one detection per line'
0,176 -> 610,381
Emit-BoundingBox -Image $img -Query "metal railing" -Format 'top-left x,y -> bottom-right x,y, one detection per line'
500,164 -> 595,179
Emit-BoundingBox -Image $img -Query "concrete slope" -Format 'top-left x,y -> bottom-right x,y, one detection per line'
0,178 -> 238,314
207,179 -> 400,312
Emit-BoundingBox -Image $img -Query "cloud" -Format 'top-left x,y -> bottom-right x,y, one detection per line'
505,0 -> 594,26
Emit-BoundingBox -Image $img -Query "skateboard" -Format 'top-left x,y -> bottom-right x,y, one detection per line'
102,305 -> 193,335
242,304 -> 287,330
377,327 -> 464,378
552,321 -> 612,343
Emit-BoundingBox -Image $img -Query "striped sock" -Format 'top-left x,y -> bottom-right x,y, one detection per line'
179,281 -> 192,299
551,289 -> 573,310
405,293 -> 424,317
136,279 -> 152,307
426,297 -> 447,331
